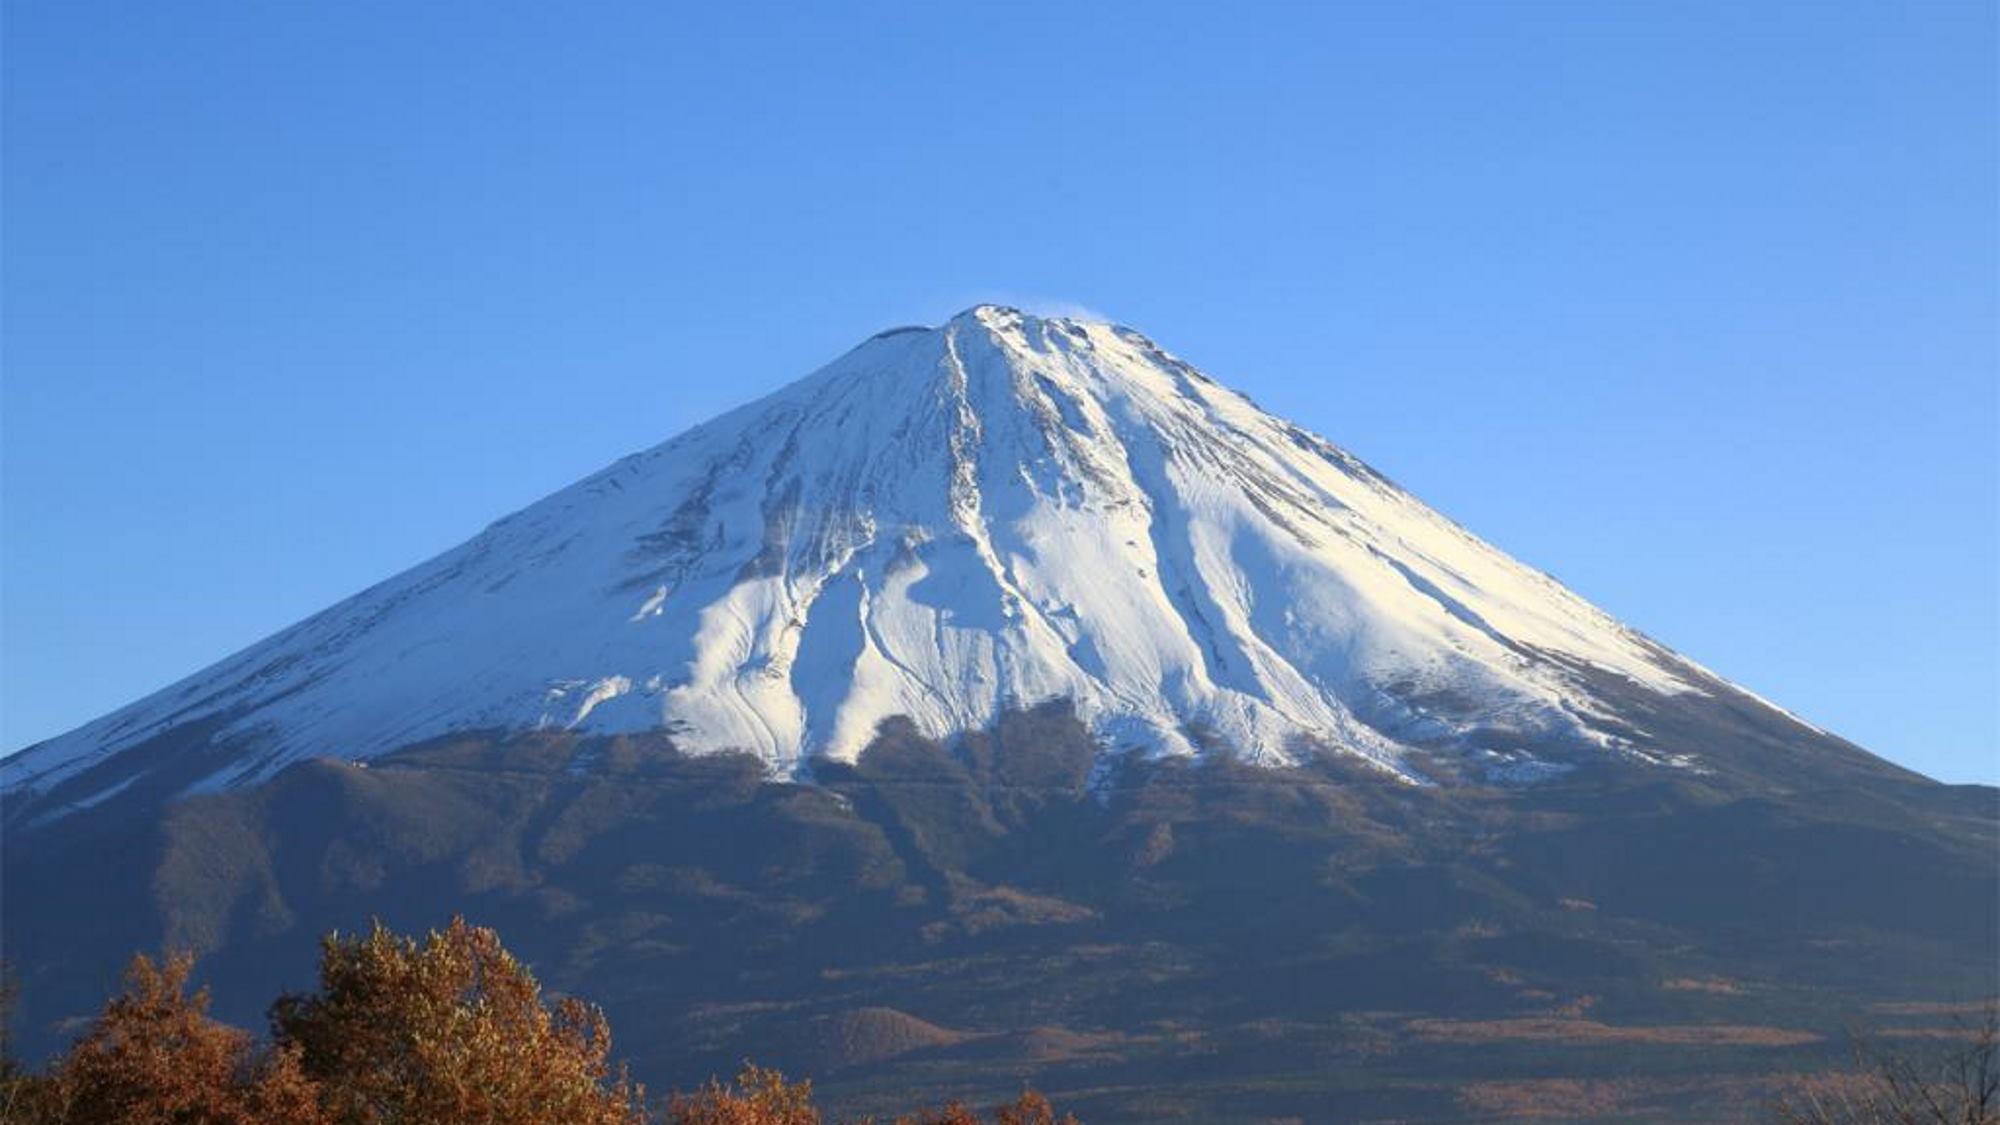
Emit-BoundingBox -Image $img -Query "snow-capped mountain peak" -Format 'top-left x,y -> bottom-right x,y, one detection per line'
7,306 -> 1728,809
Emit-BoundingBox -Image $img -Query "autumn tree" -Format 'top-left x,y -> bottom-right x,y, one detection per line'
665,1065 -> 1083,1125
992,1090 -> 1080,1125
31,951 -> 325,1125
666,1063 -> 819,1125
890,1091 -> 1079,1125
4,925 -> 1079,1125
271,917 -> 646,1125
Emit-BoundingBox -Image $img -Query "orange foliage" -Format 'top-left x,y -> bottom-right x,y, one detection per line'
8,927 -> 1084,1125
994,1090 -> 1081,1125
885,1087 -> 1080,1125
666,1066 -> 1082,1125
271,917 -> 647,1125
34,951 -> 326,1125
667,1063 -> 821,1125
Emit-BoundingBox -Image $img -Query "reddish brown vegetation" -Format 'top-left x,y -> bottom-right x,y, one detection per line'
1459,1074 -> 1811,1120
663,1065 -> 1080,1125
271,918 -> 647,1125
0,923 -> 1084,1125
16,952 -> 326,1125
1769,1004 -> 1998,1124
667,1064 -> 823,1125
1407,1015 -> 1822,1046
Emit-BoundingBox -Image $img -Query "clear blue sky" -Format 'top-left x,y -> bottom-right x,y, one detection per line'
5,2 -> 1994,783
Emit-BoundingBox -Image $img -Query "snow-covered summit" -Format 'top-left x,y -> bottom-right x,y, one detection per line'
7,305 -> 1720,806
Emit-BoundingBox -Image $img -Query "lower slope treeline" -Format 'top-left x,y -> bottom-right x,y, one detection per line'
5,702 -> 1996,1123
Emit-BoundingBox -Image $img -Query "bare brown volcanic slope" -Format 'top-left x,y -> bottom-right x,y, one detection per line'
4,309 -> 1993,1122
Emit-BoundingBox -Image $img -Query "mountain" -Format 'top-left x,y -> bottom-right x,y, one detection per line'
4,307 -> 1993,1122
0,305 -> 1861,817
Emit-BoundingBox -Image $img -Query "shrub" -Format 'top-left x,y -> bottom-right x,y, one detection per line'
890,1090 -> 1079,1125
667,1063 -> 819,1125
1770,1003 -> 1998,1124
663,1066 -> 1082,1125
